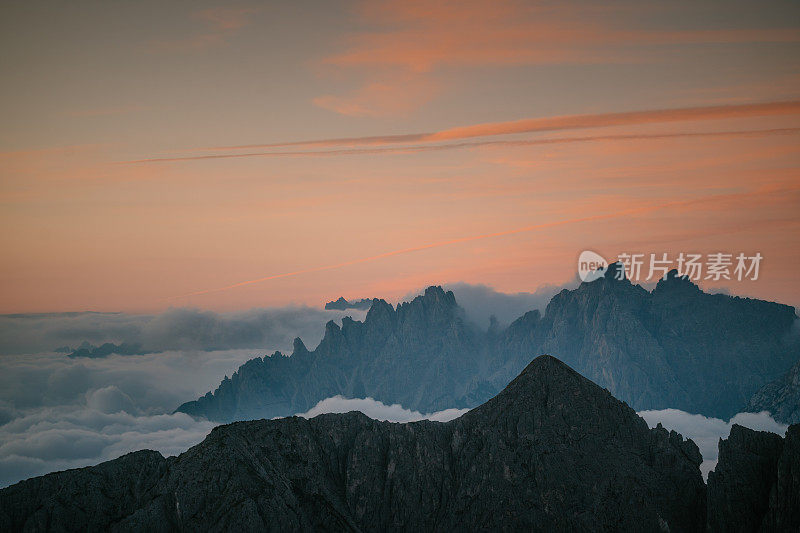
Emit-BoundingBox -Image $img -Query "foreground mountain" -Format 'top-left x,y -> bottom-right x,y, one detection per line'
747,358 -> 800,424
179,266 -> 798,423
0,356 -> 707,532
706,424 -> 800,531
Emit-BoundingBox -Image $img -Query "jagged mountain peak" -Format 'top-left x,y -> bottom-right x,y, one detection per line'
653,268 -> 701,295
364,297 -> 394,321
468,354 -> 638,424
292,337 -> 308,354
397,285 -> 458,311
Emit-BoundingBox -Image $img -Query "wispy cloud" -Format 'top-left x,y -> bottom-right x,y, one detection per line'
312,74 -> 441,118
163,184 -> 800,301
152,100 -> 800,157
147,6 -> 259,53
62,105 -> 148,118
314,0 -> 800,115
125,127 -> 799,163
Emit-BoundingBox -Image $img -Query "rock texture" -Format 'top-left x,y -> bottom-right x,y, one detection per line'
707,423 -> 800,532
747,358 -> 800,424
179,266 -> 799,423
0,356 -> 707,532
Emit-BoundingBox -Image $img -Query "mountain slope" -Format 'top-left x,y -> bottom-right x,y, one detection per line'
747,358 -> 800,424
178,266 -> 799,423
0,355 -> 707,532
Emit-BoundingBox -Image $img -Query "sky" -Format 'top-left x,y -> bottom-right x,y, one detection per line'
1,0 -> 799,313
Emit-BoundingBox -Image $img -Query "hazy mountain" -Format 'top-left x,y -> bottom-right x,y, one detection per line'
324,297 -> 374,311
178,265 -> 798,423
707,424 -> 800,531
0,356 -> 708,532
494,264 -> 799,418
746,358 -> 800,424
67,341 -> 150,358
178,287 -> 487,421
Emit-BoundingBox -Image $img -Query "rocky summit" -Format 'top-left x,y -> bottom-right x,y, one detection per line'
178,266 -> 799,423
178,286 -> 490,421
0,356 -> 708,532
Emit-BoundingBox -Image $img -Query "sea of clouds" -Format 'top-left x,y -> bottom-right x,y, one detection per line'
0,305 -> 366,487
0,349 -> 470,487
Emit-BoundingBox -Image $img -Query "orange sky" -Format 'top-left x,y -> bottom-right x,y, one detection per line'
1,0 -> 799,313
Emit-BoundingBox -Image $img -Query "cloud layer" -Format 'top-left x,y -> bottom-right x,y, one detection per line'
0,348 -> 259,487
0,306 -> 363,356
297,395 -> 470,423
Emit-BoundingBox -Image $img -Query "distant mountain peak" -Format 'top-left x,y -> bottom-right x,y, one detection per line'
653,268 -> 701,294
364,297 -> 394,322
292,337 -> 308,355
324,296 -> 373,311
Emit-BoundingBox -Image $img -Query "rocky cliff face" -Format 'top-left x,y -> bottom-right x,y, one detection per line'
707,423 -> 800,532
178,267 -> 799,423
706,425 -> 784,532
503,266 -> 799,417
178,286 -> 488,421
0,356 -> 707,532
747,358 -> 800,424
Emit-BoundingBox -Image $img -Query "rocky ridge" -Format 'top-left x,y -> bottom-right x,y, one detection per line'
179,266 -> 799,422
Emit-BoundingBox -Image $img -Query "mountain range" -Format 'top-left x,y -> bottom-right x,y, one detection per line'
177,264 -> 799,423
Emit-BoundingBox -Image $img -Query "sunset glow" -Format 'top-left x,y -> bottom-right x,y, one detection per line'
1,0 -> 798,312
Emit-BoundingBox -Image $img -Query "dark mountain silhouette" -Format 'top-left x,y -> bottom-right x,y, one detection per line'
324,296 -> 374,311
178,265 -> 799,422
747,358 -> 800,424
67,341 -> 150,358
706,423 -> 800,531
0,356 -> 708,532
